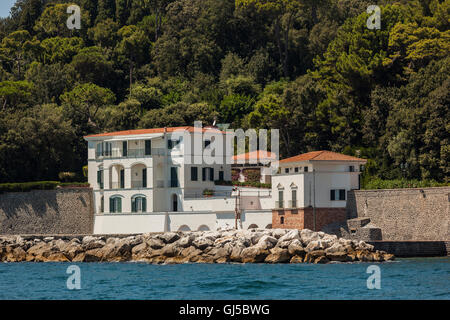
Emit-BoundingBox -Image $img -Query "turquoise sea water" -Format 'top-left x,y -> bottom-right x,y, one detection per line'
0,257 -> 448,300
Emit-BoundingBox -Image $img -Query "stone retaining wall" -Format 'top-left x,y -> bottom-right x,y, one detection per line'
0,188 -> 95,235
347,187 -> 450,241
368,241 -> 450,257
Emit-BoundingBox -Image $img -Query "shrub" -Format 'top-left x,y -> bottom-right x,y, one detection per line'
0,181 -> 90,193
58,171 -> 77,182
363,178 -> 448,189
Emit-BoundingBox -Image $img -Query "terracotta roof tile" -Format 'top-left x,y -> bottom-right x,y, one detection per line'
279,150 -> 367,163
84,126 -> 225,139
232,150 -> 277,162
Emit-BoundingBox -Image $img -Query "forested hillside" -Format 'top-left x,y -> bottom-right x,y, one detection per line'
0,0 -> 448,184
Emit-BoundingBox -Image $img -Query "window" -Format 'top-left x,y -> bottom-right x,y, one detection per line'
304,166 -> 309,172
96,142 -> 112,157
285,168 -> 289,174
204,139 -> 211,148
278,190 -> 284,208
330,189 -> 346,201
110,197 -> 122,213
132,196 -> 146,213
294,167 -> 299,173
209,168 -> 214,181
202,167 -> 206,181
145,140 -> 151,155
170,167 -> 179,187
142,168 -> 147,188
123,141 -> 128,157
339,189 -> 346,200
97,170 -> 103,189
120,169 -> 124,189
191,167 -> 198,181
291,189 -> 297,208
219,171 -> 224,181
280,216 -> 284,224
100,196 -> 104,213
349,165 -> 355,172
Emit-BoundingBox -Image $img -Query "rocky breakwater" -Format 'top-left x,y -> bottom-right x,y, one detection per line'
0,229 -> 394,264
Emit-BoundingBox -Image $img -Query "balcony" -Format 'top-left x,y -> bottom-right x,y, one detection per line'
275,200 -> 284,209
288,200 -> 297,208
131,180 -> 144,188
96,148 -> 166,159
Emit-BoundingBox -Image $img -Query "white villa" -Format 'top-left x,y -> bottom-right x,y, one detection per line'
85,128 -> 366,234
85,126 -> 273,234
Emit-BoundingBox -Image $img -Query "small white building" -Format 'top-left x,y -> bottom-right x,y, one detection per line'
271,151 -> 367,230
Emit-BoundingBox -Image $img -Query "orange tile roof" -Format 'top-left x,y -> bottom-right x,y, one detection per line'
279,150 -> 367,163
84,126 -> 226,138
232,150 -> 277,162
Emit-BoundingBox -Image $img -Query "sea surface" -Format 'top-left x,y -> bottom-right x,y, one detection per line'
0,257 -> 449,300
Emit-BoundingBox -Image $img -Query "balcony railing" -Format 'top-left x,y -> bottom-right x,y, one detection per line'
288,200 -> 297,208
184,191 -> 233,199
275,200 -> 284,209
96,148 -> 166,159
131,180 -> 144,188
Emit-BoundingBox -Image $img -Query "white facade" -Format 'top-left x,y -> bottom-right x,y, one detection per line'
85,127 -> 273,234
271,160 -> 365,210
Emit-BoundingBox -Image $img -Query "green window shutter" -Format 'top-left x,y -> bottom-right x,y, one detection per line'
209,168 -> 214,181
143,168 -> 147,188
202,168 -> 206,181
117,198 -> 122,213
339,189 -> 346,201
330,190 -> 335,201
142,198 -> 146,212
123,141 -> 128,157
191,167 -> 198,181
145,140 -> 151,155
120,170 -> 125,189
219,171 -> 224,181
131,198 -> 136,212
110,197 -> 114,213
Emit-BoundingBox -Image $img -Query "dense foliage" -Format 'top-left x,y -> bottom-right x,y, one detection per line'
0,0 -> 448,184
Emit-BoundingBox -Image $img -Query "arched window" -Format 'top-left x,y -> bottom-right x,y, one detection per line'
131,195 -> 147,213
178,225 -> 191,232
100,196 -> 104,213
110,196 -> 122,213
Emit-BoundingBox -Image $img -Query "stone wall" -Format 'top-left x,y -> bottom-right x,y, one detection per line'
272,208 -> 347,231
0,188 -> 94,235
347,187 -> 450,241
368,241 -> 450,257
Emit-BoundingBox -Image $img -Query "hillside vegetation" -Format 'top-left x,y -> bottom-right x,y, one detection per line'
0,0 -> 448,184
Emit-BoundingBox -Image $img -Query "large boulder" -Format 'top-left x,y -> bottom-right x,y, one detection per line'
157,232 -> 180,244
178,234 -> 196,248
193,237 -> 214,250
241,246 -> 270,263
300,229 -> 321,245
256,235 -> 278,250
147,238 -> 165,249
278,229 -> 300,242
288,239 -> 305,257
264,247 -> 291,263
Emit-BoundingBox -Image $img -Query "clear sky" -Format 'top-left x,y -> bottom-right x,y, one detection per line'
0,0 -> 17,18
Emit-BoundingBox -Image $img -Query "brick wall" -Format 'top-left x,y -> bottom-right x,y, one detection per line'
272,208 -> 347,231
347,187 -> 450,241
0,188 -> 95,235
